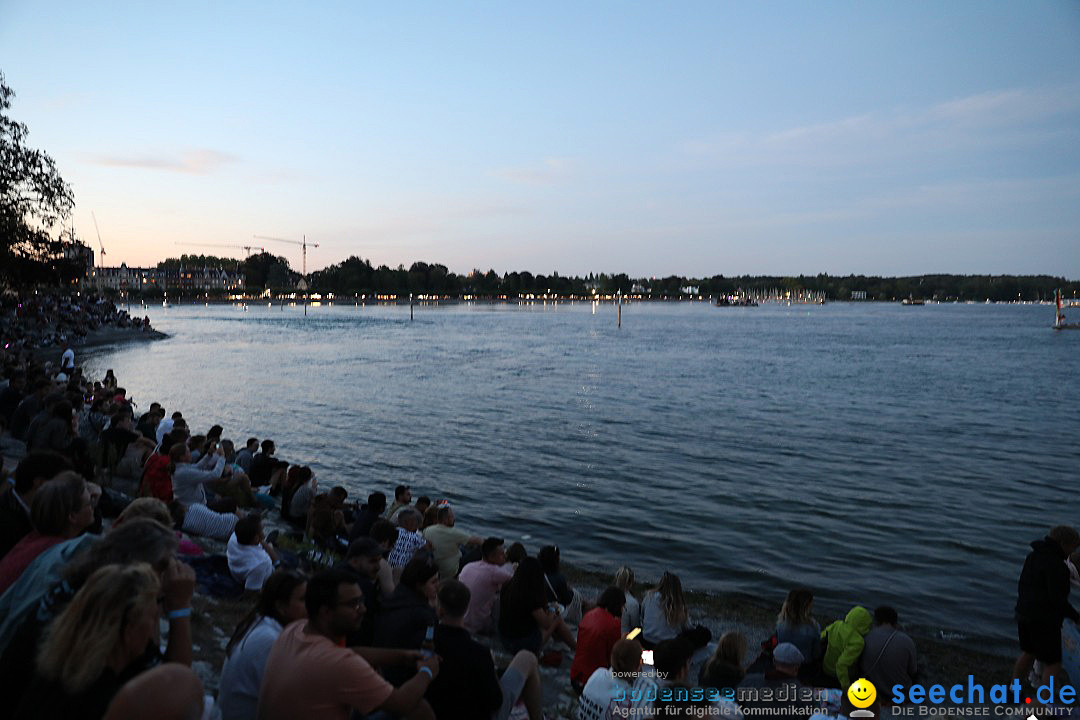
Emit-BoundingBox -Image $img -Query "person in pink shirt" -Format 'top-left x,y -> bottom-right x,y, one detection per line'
458,537 -> 515,635
257,568 -> 439,720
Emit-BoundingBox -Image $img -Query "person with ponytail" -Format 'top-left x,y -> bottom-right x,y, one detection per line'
217,569 -> 308,720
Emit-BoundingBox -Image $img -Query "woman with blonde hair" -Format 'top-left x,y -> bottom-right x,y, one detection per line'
13,563 -> 163,720
641,571 -> 689,647
775,588 -> 821,664
613,566 -> 641,636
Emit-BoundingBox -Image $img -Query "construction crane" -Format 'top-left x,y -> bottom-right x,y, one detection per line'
174,242 -> 265,256
91,212 -> 106,267
253,235 -> 319,277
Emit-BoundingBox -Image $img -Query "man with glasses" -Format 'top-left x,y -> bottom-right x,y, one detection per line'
258,568 -> 439,720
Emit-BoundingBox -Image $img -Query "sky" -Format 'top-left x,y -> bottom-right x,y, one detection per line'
2,1 -> 1079,278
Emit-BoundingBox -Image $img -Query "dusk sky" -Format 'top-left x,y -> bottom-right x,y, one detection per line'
2,2 -> 1079,278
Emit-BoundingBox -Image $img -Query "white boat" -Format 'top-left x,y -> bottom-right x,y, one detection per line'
1053,289 -> 1080,330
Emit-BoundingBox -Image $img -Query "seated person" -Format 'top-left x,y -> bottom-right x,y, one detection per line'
775,588 -> 821,668
427,579 -> 543,720
385,484 -> 412,521
388,509 -> 431,580
12,563 -> 170,720
217,570 -> 308,720
337,538 -> 394,646
499,557 -> 576,656
0,472 -> 95,595
653,638 -> 743,719
279,465 -> 311,525
737,642 -> 814,717
576,639 -> 653,720
422,503 -> 481,580
171,501 -> 237,542
374,555 -> 438,653
232,438 -> 258,475
170,442 -> 231,513
614,566 -> 642,638
538,545 -> 583,622
257,569 -> 439,720
641,571 -> 711,653
570,587 -> 625,693
862,606 -> 917,699
459,537 -> 515,635
249,439 -> 287,493
227,515 -> 278,591
308,486 -> 350,550
349,492 -> 387,542
820,606 -> 871,689
700,632 -> 747,690
289,471 -> 318,522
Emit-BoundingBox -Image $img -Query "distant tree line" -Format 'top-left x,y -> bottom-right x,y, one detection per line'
306,257 -> 1079,302
147,252 -> 1080,302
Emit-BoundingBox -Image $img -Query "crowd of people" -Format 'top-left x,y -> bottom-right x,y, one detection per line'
0,291 -> 1075,720
0,288 -> 151,362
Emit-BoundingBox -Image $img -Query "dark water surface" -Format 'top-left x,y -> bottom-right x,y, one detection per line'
82,301 -> 1079,654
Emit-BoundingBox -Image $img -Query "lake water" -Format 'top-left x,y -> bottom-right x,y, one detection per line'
81,300 -> 1079,654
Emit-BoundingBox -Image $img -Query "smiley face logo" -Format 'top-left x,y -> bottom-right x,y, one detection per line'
848,678 -> 877,709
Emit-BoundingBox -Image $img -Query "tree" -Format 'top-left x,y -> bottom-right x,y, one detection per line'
0,73 -> 75,282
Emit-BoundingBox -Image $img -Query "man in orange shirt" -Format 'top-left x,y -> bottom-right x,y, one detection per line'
258,568 -> 439,720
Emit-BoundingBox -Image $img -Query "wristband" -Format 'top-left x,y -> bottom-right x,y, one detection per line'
418,666 -> 433,679
167,607 -> 192,620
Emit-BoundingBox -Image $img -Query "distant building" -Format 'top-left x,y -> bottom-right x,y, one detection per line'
60,241 -> 95,287
681,285 -> 699,295
90,264 -> 243,293
851,290 -> 867,300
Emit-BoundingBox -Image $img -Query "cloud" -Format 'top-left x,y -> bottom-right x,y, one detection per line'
91,148 -> 238,175
492,156 -> 575,185
680,83 -> 1080,168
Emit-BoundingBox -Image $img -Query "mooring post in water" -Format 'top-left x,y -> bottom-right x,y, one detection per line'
617,290 -> 622,328
410,293 -> 414,321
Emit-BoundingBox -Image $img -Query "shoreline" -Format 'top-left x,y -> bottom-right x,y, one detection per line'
31,325 -> 168,362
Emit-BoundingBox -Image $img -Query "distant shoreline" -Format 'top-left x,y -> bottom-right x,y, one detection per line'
122,297 -> 1065,307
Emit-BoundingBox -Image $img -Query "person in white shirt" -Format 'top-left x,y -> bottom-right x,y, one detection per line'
156,411 -> 182,445
170,442 -> 230,512
227,515 -> 278,591
217,569 -> 307,720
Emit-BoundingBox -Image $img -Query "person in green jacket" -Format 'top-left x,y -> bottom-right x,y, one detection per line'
820,605 -> 872,689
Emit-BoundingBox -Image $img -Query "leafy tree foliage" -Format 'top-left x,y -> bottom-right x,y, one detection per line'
238,251 -> 298,290
0,73 -> 75,283
156,253 -> 238,271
